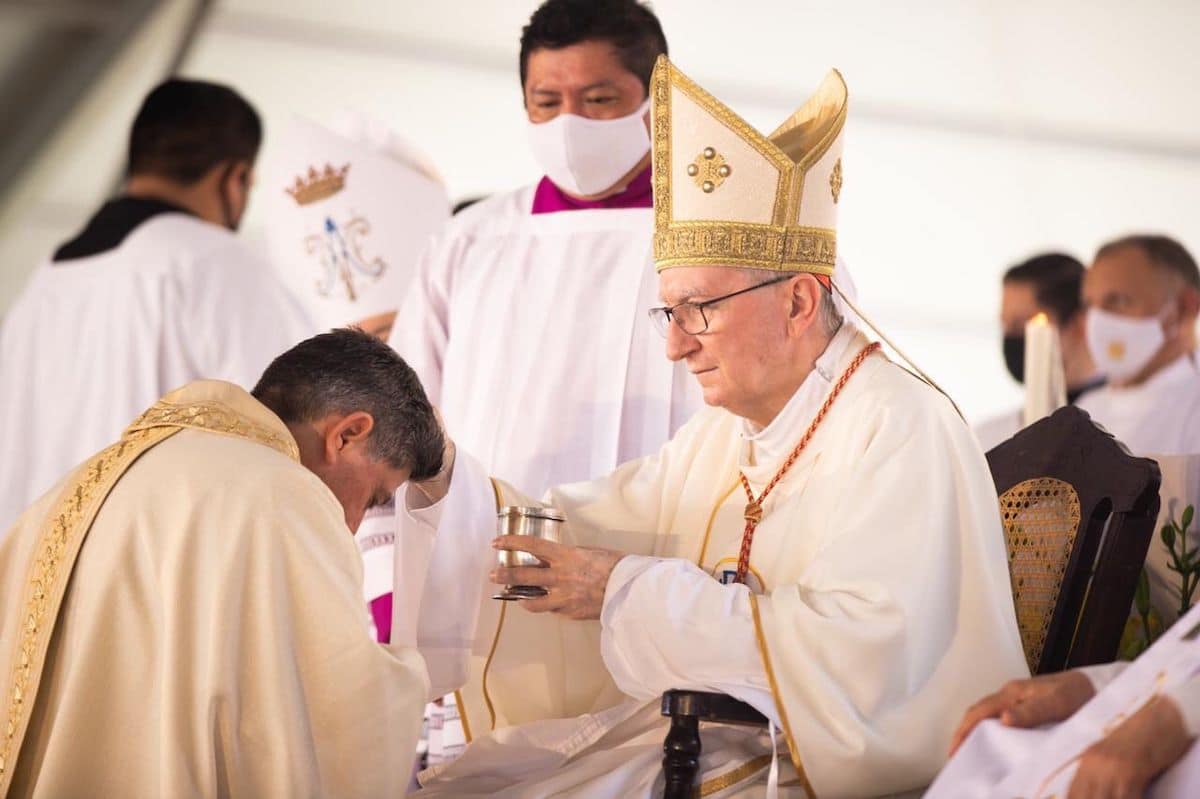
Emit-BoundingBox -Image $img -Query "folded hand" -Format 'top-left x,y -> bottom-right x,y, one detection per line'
949,670 -> 1095,755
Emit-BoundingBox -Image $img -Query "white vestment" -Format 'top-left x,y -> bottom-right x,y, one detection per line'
1075,353 -> 1200,456
261,115 -> 450,333
928,603 -> 1200,798
0,380 -> 428,797
0,214 -> 312,533
386,186 -> 701,500
395,324 -> 1028,798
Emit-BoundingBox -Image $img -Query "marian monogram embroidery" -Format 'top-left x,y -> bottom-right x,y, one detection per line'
286,162 -> 389,302
303,215 -> 387,302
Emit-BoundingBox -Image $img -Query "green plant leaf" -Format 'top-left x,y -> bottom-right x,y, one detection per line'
1163,523 -> 1177,548
1184,505 -> 1195,532
1136,569 -> 1151,614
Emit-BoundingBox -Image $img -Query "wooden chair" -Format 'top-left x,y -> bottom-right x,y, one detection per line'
658,405 -> 1161,797
988,405 -> 1161,673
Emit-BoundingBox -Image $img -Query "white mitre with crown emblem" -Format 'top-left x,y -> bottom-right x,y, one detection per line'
261,114 -> 450,333
651,55 -> 847,278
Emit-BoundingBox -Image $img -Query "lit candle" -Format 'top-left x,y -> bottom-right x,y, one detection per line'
1022,312 -> 1068,426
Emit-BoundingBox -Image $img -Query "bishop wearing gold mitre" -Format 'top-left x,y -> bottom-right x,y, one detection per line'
394,56 -> 1028,798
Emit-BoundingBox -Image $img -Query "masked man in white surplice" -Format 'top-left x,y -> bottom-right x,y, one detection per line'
0,330 -> 439,797
393,57 -> 1029,798
386,0 -> 701,502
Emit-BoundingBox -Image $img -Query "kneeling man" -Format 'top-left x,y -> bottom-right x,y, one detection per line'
396,57 -> 1028,797
0,330 -> 441,797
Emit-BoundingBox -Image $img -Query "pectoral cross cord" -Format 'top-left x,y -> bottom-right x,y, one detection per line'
734,341 -> 881,585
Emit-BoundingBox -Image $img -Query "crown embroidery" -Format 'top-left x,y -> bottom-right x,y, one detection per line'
286,163 -> 349,206
830,158 -> 843,203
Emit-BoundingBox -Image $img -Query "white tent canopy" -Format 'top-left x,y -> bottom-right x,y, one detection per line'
1,0 -> 1197,420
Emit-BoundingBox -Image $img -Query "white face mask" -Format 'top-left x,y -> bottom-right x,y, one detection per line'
527,99 -> 650,198
1086,306 -> 1168,382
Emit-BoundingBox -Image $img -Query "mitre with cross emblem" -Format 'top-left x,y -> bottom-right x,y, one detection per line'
650,55 -> 848,278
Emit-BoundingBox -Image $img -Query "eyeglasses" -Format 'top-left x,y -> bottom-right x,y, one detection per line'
647,275 -> 793,337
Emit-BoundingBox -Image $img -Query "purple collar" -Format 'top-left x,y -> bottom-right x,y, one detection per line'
530,165 -> 653,214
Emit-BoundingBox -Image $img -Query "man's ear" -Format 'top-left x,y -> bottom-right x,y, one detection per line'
226,160 -> 255,199
1062,309 -> 1088,343
787,274 -> 821,328
323,411 -> 376,460
1177,285 -> 1200,321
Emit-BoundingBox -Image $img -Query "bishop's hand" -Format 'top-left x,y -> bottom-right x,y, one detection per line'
491,536 -> 624,621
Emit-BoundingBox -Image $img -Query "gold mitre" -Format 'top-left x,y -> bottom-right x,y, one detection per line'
651,56 -> 847,275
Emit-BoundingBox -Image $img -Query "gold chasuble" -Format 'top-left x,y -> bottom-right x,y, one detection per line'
0,381 -> 428,798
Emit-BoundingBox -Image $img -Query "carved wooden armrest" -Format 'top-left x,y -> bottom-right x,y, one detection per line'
660,690 -> 767,798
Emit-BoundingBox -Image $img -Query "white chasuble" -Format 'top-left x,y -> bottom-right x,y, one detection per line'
929,602 -> 1200,798
0,381 -> 429,797
396,325 -> 1028,798
0,215 -> 313,534
387,186 -> 700,500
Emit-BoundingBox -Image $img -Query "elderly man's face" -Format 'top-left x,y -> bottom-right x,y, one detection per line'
658,266 -> 804,421
524,40 -> 646,123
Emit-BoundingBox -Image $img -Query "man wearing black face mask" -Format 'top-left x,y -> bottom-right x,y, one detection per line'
975,252 -> 1103,451
0,79 -> 311,534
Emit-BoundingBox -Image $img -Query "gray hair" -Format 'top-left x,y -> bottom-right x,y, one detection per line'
252,329 -> 444,480
745,268 -> 843,338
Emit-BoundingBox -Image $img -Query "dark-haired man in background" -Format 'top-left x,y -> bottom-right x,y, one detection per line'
386,0 -> 700,732
0,78 -> 311,534
974,252 -> 1102,451
0,330 -> 440,796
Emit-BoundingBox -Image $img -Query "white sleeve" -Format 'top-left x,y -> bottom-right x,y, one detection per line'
1163,675 -> 1200,737
392,450 -> 497,699
387,232 -> 460,406
1078,661 -> 1130,693
600,554 -> 777,724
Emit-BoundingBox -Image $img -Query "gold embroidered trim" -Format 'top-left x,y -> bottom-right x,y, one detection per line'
698,754 -> 773,796
651,56 -> 674,252
125,399 -> 299,462
830,158 -> 843,203
999,477 -> 1081,672
480,477 -> 507,731
453,689 -> 473,744
749,594 -> 816,799
0,424 -> 179,790
655,223 -> 836,274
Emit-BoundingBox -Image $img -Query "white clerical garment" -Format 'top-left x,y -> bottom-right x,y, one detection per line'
0,212 -> 312,533
395,323 -> 1029,797
928,603 -> 1200,798
1076,353 -> 1200,455
0,380 -> 428,797
386,185 -> 701,499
